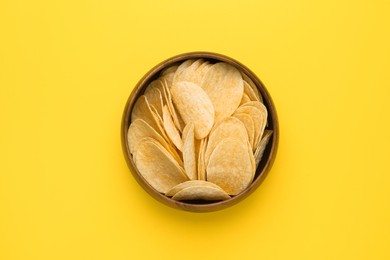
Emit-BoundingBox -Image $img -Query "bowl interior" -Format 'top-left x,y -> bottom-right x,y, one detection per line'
121,52 -> 279,212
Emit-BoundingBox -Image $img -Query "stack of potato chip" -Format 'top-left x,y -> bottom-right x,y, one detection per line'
128,59 -> 272,201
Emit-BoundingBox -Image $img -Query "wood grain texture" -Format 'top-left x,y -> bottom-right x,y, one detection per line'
121,52 -> 279,212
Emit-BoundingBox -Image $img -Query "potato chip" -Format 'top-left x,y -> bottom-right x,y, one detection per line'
182,122 -> 197,180
207,138 -> 254,195
128,120 -> 183,164
131,95 -> 168,139
165,180 -> 224,197
254,130 -> 273,168
240,93 -> 251,105
233,113 -> 255,148
243,80 -> 260,102
162,105 -> 183,152
201,62 -> 243,123
205,117 -> 248,167
144,87 -> 164,118
172,59 -> 195,85
160,64 -> 179,76
246,139 -> 256,183
134,138 -> 188,194
171,185 -> 230,201
161,79 -> 185,132
171,81 -> 215,139
197,138 -> 207,181
234,105 -> 267,150
192,60 -> 210,83
174,59 -> 204,84
144,80 -> 165,97
241,72 -> 263,102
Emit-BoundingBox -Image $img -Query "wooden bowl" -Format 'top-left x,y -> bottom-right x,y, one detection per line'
121,52 -> 279,212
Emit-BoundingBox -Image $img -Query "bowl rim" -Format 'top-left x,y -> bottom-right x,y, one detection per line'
121,51 -> 279,212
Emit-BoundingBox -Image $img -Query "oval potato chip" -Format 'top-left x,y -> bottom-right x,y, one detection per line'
171,186 -> 230,201
254,130 -> 273,168
166,180 -> 225,197
234,105 -> 267,149
233,113 -> 255,149
144,87 -> 164,117
182,122 -> 197,180
162,105 -> 183,152
134,139 -> 188,194
171,81 -> 215,139
201,62 -> 243,123
207,138 -> 254,195
205,117 -> 248,167
240,93 -> 251,105
241,72 -> 262,102
131,95 -> 168,141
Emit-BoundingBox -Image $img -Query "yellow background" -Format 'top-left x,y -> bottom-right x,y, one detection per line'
1,0 -> 390,259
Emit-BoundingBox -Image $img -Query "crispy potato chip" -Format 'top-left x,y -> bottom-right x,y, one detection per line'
176,59 -> 205,83
246,139 -> 256,183
201,62 -> 243,123
182,122 -> 197,180
131,95 -> 168,139
199,138 -> 208,181
243,80 -> 259,102
162,105 -> 183,152
165,180 -> 224,197
144,80 -> 165,97
172,59 -> 196,86
171,81 -> 215,139
241,100 -> 264,111
240,93 -> 251,105
171,186 -> 230,201
254,130 -> 273,168
144,87 -> 164,118
233,113 -> 255,148
205,117 -> 248,167
160,64 -> 179,76
128,121 -> 183,165
241,72 -> 263,103
207,138 -> 254,195
134,138 -> 188,194
191,60 -> 210,84
234,105 -> 267,150
161,79 -> 185,132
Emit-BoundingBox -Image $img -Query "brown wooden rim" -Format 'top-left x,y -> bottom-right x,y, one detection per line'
121,51 -> 279,212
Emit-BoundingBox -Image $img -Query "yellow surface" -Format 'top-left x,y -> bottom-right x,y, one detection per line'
1,0 -> 390,259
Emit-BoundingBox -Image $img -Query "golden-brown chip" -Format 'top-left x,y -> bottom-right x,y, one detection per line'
134,138 -> 188,194
172,59 -> 196,86
201,62 -> 243,123
233,113 -> 255,149
131,95 -> 168,140
161,79 -> 185,132
171,186 -> 230,201
207,138 -> 254,195
234,104 -> 267,149
241,72 -> 263,102
144,87 -> 164,118
171,81 -> 215,139
243,80 -> 260,101
165,180 -> 225,197
128,120 -> 183,165
182,122 -> 197,180
160,64 -> 179,76
197,138 -> 207,181
240,93 -> 251,105
205,117 -> 248,167
162,105 -> 183,152
175,59 -> 205,84
254,130 -> 273,168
